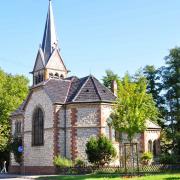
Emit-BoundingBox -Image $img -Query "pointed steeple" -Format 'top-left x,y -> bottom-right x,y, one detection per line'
32,0 -> 68,86
42,0 -> 58,63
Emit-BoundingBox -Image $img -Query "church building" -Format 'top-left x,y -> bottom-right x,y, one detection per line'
9,0 -> 161,174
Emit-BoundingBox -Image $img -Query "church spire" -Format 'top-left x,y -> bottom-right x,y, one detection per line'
42,0 -> 58,63
32,0 -> 68,86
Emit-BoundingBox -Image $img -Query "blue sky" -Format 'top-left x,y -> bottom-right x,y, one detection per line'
0,0 -> 180,83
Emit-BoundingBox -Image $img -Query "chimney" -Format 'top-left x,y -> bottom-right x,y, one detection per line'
111,80 -> 118,96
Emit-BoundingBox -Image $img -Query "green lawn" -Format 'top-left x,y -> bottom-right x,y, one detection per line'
38,173 -> 180,180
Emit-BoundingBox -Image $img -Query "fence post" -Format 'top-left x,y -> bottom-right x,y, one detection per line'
124,144 -> 127,174
136,143 -> 140,174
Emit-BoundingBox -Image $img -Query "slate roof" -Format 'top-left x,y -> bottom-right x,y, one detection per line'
69,76 -> 116,103
12,75 -> 116,116
44,79 -> 71,104
11,101 -> 26,116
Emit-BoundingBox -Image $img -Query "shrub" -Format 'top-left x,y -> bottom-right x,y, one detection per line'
86,135 -> 117,166
159,153 -> 177,164
75,158 -> 86,167
141,152 -> 153,165
53,155 -> 73,168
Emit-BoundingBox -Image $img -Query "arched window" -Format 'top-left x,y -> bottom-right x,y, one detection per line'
153,140 -> 157,156
54,73 -> 59,79
60,74 -> 64,79
40,74 -> 44,82
148,140 -> 153,152
32,108 -> 44,146
38,73 -> 41,83
49,73 -> 53,78
35,76 -> 38,85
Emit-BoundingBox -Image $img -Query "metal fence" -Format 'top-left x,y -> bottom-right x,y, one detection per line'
56,164 -> 180,175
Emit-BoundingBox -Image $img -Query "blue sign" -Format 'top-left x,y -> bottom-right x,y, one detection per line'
18,146 -> 23,153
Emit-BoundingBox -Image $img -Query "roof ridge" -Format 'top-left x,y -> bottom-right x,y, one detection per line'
64,77 -> 75,103
32,48 -> 45,72
72,76 -> 90,102
91,76 -> 102,101
92,75 -> 116,97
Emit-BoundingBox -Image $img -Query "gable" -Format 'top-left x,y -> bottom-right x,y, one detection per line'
46,49 -> 67,72
23,88 -> 54,137
33,50 -> 45,72
146,120 -> 161,129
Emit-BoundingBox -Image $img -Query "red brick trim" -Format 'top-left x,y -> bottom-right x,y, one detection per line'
71,108 -> 78,161
9,165 -> 21,174
140,132 -> 145,152
23,166 -> 56,175
53,106 -> 60,157
9,165 -> 56,175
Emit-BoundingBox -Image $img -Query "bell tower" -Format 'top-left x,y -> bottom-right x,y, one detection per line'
32,0 -> 68,85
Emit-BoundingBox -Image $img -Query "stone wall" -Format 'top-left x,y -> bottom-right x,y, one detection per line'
75,104 -> 100,160
57,104 -> 102,161
23,88 -> 54,167
57,103 -> 115,162
101,104 -> 113,136
10,115 -> 24,166
58,107 -> 71,158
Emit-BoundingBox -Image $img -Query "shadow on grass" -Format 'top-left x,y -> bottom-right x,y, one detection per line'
164,178 -> 180,180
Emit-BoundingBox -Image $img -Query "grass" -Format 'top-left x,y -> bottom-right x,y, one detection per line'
38,173 -> 180,180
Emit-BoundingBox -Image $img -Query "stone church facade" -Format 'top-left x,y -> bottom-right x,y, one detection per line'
9,1 -> 161,174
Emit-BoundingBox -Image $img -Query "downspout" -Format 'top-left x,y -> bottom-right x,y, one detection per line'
64,105 -> 67,157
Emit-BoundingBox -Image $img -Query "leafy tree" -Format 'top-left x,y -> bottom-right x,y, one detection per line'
111,74 -> 158,168
0,125 -> 9,152
160,130 -> 173,154
0,68 -> 29,154
143,65 -> 166,127
162,47 -> 180,154
86,135 -> 117,166
102,70 -> 119,89
111,74 -> 159,143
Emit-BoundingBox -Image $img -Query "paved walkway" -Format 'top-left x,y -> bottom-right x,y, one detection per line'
0,174 -> 40,180
0,174 -> 59,180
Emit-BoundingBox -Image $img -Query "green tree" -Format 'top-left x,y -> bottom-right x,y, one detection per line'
111,74 -> 158,168
0,68 -> 29,153
86,135 -> 117,166
162,47 -> 180,154
102,70 -> 119,89
143,65 -> 166,127
111,74 -> 159,143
